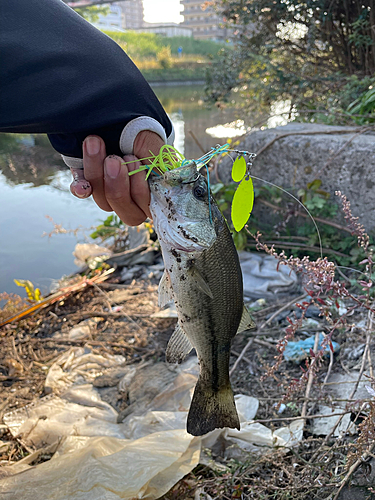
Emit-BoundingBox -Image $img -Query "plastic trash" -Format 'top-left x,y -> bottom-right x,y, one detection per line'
151,302 -> 178,318
311,405 -> 352,437
311,371 -> 370,437
239,252 -> 298,299
0,348 -> 303,500
283,333 -> 340,363
73,243 -> 112,268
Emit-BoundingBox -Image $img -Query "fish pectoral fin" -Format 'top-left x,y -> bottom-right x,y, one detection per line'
158,270 -> 174,307
237,305 -> 256,334
189,266 -> 214,299
166,323 -> 194,364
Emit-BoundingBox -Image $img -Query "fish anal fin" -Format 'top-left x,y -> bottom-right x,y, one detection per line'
166,323 -> 194,364
158,270 -> 173,308
189,266 -> 214,299
237,305 -> 256,334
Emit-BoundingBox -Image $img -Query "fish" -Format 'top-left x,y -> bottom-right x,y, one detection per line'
148,162 -> 255,436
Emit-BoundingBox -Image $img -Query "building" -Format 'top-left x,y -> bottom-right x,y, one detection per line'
134,23 -> 192,37
92,3 -> 124,31
118,0 -> 144,29
180,0 -> 228,41
91,1 -> 144,31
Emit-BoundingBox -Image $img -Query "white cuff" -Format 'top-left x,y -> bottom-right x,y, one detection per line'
61,116 -> 175,169
119,116 -> 175,155
62,156 -> 83,169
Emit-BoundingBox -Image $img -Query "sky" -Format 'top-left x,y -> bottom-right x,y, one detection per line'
143,0 -> 183,24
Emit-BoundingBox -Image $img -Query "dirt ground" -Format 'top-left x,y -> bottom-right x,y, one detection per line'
0,268 -> 374,500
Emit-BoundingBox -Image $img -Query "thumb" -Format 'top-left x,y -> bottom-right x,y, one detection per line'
133,130 -> 165,163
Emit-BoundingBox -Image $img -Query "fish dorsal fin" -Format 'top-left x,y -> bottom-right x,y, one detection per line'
189,266 -> 214,299
166,323 -> 194,364
158,270 -> 174,307
237,305 -> 256,334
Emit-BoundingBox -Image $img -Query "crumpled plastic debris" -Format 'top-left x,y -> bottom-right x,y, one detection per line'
151,302 -> 178,318
0,349 -> 303,500
73,243 -> 112,268
311,405 -> 352,437
239,252 -> 298,299
283,333 -> 340,363
53,317 -> 102,341
311,371 -> 370,437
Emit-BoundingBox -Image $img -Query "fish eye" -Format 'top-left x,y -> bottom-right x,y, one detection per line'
193,183 -> 207,199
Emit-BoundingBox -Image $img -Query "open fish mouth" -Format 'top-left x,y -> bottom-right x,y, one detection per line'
154,215 -> 211,253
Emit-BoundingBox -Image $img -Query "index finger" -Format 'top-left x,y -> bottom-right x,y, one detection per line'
104,155 -> 148,226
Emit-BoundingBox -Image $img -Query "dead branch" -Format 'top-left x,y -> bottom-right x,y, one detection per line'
331,442 -> 375,500
301,332 -> 320,419
230,293 -> 307,376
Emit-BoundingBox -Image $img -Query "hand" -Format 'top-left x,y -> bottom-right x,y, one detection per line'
69,130 -> 165,226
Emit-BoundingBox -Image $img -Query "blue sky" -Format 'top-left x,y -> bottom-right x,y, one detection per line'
143,0 -> 183,24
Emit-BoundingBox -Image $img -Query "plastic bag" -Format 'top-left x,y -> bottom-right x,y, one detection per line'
1,349 -> 302,500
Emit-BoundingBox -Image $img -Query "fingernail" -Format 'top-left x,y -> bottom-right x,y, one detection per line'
105,156 -> 121,179
85,137 -> 100,156
71,180 -> 92,198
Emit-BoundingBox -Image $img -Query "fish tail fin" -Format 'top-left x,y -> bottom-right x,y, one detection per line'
187,378 -> 240,436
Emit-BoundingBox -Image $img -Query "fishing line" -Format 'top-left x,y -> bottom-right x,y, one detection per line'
249,174 -> 323,260
336,266 -> 369,276
205,165 -> 213,225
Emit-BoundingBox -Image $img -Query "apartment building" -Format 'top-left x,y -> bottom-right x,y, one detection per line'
92,1 -> 144,31
180,0 -> 228,41
118,0 -> 144,29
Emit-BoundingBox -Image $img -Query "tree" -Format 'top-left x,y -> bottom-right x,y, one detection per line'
206,0 -> 375,120
73,5 -> 110,23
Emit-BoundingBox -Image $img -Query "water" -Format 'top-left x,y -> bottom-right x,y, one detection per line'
0,84 -> 246,295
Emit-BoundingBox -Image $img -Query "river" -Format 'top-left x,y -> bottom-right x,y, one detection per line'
0,85 -> 240,295
0,84 -> 274,296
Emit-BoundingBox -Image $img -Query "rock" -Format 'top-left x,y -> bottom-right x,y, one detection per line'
325,372 -> 370,401
346,343 -> 366,360
218,123 -> 375,231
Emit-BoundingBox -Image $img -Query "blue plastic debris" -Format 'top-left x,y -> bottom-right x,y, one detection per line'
283,333 -> 340,364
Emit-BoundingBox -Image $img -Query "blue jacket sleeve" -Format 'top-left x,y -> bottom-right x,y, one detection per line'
0,0 -> 172,159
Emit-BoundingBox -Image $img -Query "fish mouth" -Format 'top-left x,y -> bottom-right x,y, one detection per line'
156,216 -> 211,253
172,243 -> 197,253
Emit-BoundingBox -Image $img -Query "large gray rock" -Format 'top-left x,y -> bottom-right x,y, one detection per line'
217,123 -> 375,232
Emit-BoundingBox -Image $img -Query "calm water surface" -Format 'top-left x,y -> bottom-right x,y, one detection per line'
0,85 -> 250,295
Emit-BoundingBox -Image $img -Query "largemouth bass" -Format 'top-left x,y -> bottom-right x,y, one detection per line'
149,162 -> 255,436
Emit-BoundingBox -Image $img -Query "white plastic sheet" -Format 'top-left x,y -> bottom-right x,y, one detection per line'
0,349 -> 303,500
239,251 -> 298,298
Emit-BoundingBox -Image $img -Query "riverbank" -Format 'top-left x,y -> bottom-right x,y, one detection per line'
141,65 -> 207,83
0,83 -> 244,296
0,236 -> 372,499
150,80 -> 205,87
103,30 -> 221,84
